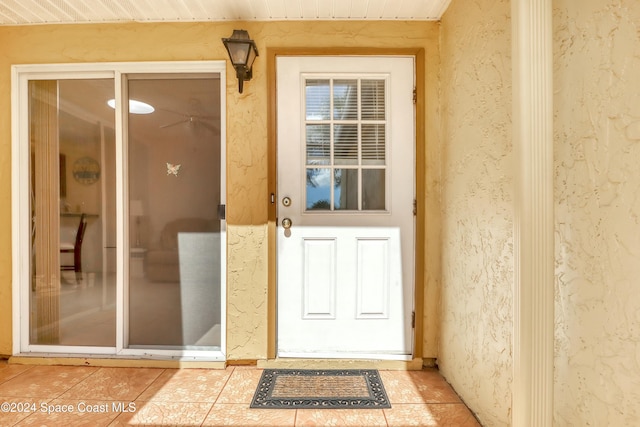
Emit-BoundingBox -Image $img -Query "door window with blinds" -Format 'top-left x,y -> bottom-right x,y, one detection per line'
304,76 -> 388,212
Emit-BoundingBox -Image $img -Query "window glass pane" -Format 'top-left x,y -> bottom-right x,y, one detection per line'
29,79 -> 116,347
362,124 -> 386,165
128,75 -> 222,349
302,76 -> 388,214
361,80 -> 386,120
334,169 -> 358,210
334,124 -> 358,165
333,79 -> 357,120
362,169 -> 386,210
306,168 -> 331,210
306,124 -> 330,165
306,79 -> 330,120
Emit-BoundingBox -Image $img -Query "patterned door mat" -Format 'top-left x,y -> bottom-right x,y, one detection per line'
250,369 -> 391,409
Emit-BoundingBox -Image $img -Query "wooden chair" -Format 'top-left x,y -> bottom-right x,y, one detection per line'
61,213 -> 88,282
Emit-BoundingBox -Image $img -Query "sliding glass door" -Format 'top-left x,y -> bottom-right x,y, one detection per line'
126,74 -> 223,350
15,62 -> 226,358
29,78 -> 116,347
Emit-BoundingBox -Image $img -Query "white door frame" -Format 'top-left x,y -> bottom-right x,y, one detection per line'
11,61 -> 227,361
267,49 -> 426,361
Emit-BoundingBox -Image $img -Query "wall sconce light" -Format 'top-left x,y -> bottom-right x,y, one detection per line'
222,29 -> 259,94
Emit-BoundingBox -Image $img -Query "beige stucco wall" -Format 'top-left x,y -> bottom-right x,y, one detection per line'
0,21 -> 441,360
438,0 -> 513,426
554,0 -> 640,424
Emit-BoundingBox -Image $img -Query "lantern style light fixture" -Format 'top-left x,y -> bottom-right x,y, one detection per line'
222,29 -> 259,94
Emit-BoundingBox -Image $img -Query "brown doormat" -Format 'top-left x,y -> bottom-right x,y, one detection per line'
250,369 -> 391,409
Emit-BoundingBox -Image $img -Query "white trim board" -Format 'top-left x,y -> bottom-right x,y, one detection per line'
512,0 -> 554,425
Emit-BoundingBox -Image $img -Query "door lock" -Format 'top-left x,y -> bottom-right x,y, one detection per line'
282,197 -> 292,207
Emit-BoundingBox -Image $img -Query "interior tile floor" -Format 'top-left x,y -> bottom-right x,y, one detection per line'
0,361 -> 481,426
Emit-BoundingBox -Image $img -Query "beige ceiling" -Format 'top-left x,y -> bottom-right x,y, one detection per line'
0,0 -> 451,25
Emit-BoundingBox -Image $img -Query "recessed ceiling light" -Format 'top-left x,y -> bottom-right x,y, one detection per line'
107,99 -> 155,114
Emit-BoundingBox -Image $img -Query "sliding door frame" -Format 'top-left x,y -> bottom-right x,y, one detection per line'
11,61 -> 227,361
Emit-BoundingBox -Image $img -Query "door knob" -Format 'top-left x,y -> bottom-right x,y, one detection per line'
282,218 -> 292,229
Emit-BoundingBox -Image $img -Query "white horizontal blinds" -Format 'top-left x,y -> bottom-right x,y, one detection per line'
361,79 -> 386,165
333,79 -> 358,171
304,76 -> 388,212
359,79 -> 386,210
305,79 -> 331,165
334,124 -> 358,165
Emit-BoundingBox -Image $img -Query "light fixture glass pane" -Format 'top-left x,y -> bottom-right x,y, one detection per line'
305,79 -> 330,120
333,79 -> 357,120
361,80 -> 386,120
228,42 -> 250,65
334,124 -> 358,165
362,124 -> 386,165
362,169 -> 386,210
334,169 -> 358,210
306,168 -> 331,210
306,124 -> 330,165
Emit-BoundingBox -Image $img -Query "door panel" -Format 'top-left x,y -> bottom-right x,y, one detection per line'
29,79 -> 116,347
126,74 -> 223,349
276,56 -> 415,357
302,238 -> 337,319
356,238 -> 390,319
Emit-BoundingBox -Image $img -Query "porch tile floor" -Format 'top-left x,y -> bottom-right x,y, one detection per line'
0,361 -> 481,426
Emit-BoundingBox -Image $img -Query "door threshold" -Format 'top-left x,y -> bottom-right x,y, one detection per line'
9,354 -> 226,369
258,357 -> 423,371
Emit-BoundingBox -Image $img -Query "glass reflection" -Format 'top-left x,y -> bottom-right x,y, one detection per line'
127,75 -> 222,349
334,169 -> 358,210
306,168 -> 331,210
30,79 -> 116,347
306,79 -> 330,120
362,169 -> 386,210
334,124 -> 358,165
306,124 -> 330,165
333,79 -> 357,120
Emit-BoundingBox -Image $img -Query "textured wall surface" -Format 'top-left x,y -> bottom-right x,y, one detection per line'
0,21 -> 441,359
554,0 -> 640,424
438,0 -> 513,426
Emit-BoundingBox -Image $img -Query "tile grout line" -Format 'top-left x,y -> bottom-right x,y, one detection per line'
382,406 -> 391,427
2,365 -> 97,427
211,366 -> 236,405
106,367 -> 168,427
51,364 -> 104,401
131,367 -> 168,401
0,364 -> 35,386
199,366 -> 235,426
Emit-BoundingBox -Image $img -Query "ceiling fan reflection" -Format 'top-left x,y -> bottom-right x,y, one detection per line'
158,100 -> 220,133
160,115 -> 220,132
159,114 -> 219,133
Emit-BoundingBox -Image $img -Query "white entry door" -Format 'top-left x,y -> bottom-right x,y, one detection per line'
277,56 -> 415,358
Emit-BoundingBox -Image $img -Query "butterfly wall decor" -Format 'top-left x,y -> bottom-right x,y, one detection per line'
166,163 -> 181,176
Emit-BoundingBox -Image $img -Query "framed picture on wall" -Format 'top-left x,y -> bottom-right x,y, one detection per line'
72,156 -> 101,185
